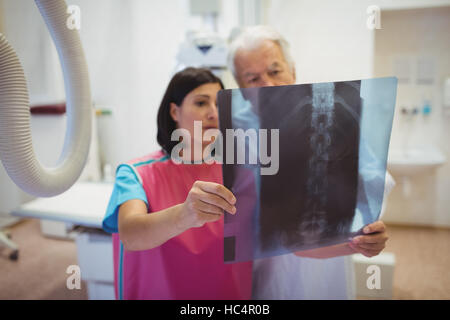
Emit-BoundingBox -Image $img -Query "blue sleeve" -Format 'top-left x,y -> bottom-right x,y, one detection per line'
102,164 -> 148,233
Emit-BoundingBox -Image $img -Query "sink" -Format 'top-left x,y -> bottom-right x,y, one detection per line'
387,147 -> 447,176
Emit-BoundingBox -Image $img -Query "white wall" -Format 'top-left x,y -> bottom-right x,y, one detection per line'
266,0 -> 450,82
267,0 -> 376,84
0,1 -> 3,32
373,7 -> 450,227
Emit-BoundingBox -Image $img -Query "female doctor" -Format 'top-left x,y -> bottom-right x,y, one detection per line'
102,67 -> 253,300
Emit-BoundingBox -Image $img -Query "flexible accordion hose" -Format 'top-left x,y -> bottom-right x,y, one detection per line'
0,0 -> 91,197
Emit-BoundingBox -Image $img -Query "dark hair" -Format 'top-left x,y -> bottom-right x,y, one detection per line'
157,67 -> 224,155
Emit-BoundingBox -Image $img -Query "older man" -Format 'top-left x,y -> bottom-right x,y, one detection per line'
227,25 -> 392,299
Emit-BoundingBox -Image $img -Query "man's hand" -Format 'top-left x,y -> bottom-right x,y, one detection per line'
349,221 -> 388,258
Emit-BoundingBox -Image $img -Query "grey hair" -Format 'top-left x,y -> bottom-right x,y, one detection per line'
227,25 -> 295,80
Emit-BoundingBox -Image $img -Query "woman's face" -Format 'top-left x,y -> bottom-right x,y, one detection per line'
170,82 -> 221,152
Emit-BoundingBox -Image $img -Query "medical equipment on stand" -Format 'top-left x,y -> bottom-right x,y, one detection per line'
175,31 -> 228,76
0,0 -> 91,196
174,28 -> 241,89
0,0 -> 92,259
175,0 -> 235,85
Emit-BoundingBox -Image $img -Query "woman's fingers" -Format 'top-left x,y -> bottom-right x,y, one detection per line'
195,181 -> 236,206
198,190 -> 236,214
181,181 -> 238,229
194,200 -> 225,215
198,210 -> 223,223
193,181 -> 236,214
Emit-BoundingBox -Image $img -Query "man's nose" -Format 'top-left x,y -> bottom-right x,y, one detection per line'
260,74 -> 275,87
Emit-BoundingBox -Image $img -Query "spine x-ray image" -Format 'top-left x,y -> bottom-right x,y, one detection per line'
218,77 -> 397,263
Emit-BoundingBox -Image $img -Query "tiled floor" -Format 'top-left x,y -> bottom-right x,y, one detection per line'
0,219 -> 88,299
384,224 -> 450,299
1,219 -> 449,299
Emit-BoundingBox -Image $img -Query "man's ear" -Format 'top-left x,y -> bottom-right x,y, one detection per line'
170,102 -> 179,123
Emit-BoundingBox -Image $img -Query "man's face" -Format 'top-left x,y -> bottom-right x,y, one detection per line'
234,39 -> 295,88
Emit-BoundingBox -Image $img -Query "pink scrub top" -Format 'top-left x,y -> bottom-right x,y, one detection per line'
102,150 -> 253,300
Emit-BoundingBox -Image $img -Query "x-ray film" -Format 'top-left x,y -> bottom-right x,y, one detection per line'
218,77 -> 397,263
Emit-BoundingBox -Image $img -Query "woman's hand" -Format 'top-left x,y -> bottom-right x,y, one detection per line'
176,181 -> 237,231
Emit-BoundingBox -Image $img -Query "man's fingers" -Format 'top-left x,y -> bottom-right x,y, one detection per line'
353,242 -> 386,251
195,181 -> 236,205
346,243 -> 358,254
353,232 -> 388,245
350,220 -> 388,257
363,220 -> 386,234
349,242 -> 380,258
